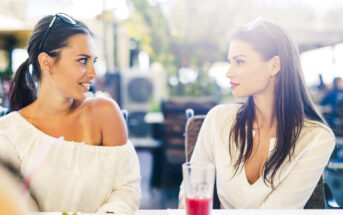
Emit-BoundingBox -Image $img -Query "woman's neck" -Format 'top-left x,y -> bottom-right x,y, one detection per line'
253,94 -> 276,130
31,96 -> 74,117
27,87 -> 81,118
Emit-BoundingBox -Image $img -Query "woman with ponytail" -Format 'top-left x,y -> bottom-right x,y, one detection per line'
10,58 -> 37,111
0,13 -> 140,214
179,18 -> 335,209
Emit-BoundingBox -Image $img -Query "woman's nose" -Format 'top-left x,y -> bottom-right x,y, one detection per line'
87,64 -> 97,79
225,65 -> 234,78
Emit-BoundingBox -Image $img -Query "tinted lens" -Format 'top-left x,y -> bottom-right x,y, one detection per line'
247,17 -> 263,30
57,13 -> 76,24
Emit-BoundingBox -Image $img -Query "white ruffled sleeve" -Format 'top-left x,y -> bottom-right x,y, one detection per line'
96,141 -> 141,215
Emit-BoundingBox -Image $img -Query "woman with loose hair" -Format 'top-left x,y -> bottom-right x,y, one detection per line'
179,18 -> 335,208
0,13 -> 140,213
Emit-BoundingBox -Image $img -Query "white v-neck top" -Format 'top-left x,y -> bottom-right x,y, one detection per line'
0,112 -> 141,214
180,104 -> 335,209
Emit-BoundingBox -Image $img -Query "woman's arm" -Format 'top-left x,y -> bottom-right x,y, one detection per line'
96,142 -> 141,214
90,97 -> 128,146
260,128 -> 335,208
90,98 -> 140,214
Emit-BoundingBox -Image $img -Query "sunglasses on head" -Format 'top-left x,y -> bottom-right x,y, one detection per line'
38,13 -> 77,53
246,17 -> 276,44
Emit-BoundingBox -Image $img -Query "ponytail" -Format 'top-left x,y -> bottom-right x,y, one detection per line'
9,59 -> 37,111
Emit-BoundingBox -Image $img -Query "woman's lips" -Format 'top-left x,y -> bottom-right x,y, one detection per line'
79,82 -> 92,91
230,82 -> 240,89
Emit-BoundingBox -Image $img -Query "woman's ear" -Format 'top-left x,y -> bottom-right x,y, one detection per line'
269,56 -> 280,77
38,52 -> 52,75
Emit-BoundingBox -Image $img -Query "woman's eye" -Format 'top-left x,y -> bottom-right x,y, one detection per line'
236,60 -> 244,65
78,58 -> 87,64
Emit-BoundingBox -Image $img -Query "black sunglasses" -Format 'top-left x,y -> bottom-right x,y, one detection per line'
38,13 -> 77,53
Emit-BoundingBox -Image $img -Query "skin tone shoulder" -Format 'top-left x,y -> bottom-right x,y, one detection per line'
19,34 -> 127,146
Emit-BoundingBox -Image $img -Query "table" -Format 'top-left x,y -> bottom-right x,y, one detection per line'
130,137 -> 163,187
131,138 -> 162,151
32,209 -> 343,215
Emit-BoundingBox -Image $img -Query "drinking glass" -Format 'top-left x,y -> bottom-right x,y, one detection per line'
182,162 -> 215,215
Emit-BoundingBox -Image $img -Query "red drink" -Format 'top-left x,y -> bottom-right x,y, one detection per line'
185,197 -> 212,215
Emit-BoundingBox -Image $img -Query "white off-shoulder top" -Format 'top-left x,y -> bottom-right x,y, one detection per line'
0,112 -> 141,214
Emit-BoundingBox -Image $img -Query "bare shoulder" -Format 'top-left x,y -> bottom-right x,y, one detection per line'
84,97 -> 128,146
86,97 -> 121,113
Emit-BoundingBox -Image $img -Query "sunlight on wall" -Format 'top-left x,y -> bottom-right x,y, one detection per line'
208,62 -> 230,89
11,48 -> 28,73
301,44 -> 343,87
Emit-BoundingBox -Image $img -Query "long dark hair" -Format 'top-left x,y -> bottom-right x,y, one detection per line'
9,14 -> 93,111
228,19 -> 325,187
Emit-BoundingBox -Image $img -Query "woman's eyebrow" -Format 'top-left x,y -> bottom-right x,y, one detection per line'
77,54 -> 91,58
232,55 -> 246,60
77,54 -> 98,60
227,54 -> 247,63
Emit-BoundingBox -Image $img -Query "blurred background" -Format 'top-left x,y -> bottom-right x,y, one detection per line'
1,0 -> 343,209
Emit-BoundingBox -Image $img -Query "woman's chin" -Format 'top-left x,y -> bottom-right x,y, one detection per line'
232,92 -> 246,98
73,93 -> 87,101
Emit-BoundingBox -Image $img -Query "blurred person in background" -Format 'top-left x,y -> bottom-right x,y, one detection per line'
0,13 -> 140,214
320,77 -> 343,130
179,18 -> 334,208
310,74 -> 328,104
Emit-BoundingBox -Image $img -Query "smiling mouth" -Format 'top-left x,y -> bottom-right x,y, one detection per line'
79,82 -> 91,91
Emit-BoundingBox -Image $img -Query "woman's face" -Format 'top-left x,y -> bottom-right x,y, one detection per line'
337,79 -> 343,89
226,39 -> 278,98
50,33 -> 97,100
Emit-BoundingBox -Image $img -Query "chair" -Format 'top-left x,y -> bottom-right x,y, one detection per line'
184,111 -> 205,162
323,146 -> 343,209
304,177 -> 325,209
184,110 -> 221,209
122,109 -> 128,124
184,108 -> 339,209
324,182 -> 342,208
154,99 -> 217,190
